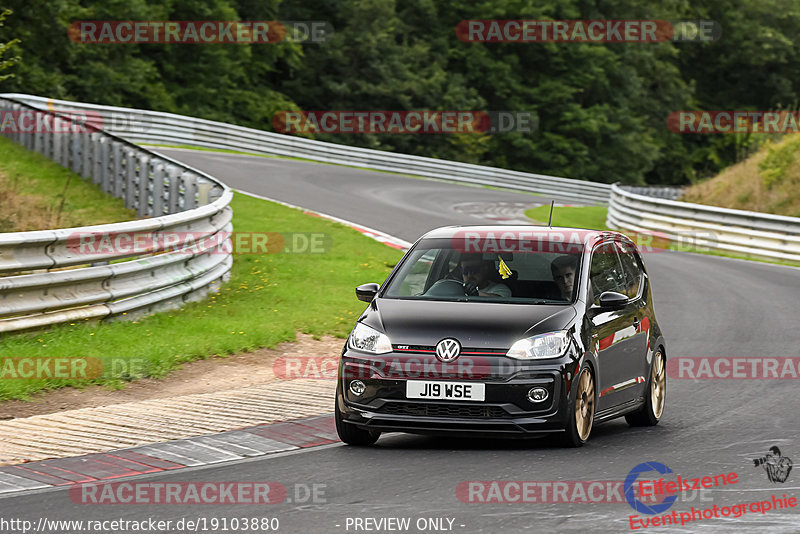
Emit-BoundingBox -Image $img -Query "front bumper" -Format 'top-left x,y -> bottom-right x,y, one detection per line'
337,349 -> 580,437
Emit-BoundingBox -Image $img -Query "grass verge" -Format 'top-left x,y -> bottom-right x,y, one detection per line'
526,205 -> 610,230
0,136 -> 136,232
0,193 -> 403,401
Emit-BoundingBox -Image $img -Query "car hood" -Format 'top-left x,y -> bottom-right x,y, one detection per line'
360,298 -> 577,349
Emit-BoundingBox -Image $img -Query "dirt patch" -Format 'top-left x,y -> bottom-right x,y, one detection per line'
0,333 -> 345,420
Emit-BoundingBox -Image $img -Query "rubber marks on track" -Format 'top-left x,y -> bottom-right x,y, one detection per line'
452,201 -> 543,225
0,414 -> 336,495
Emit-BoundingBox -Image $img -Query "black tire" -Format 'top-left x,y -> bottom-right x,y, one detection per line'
335,394 -> 381,446
626,348 -> 666,427
560,366 -> 595,448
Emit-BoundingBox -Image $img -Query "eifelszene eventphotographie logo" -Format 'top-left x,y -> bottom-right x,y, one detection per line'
752,446 -> 792,483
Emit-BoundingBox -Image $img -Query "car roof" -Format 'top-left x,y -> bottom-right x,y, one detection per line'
418,225 -> 629,248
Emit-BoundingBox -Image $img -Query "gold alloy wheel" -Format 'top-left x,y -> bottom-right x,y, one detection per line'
575,369 -> 595,441
651,351 -> 666,419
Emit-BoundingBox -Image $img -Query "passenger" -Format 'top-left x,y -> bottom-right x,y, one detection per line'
551,255 -> 578,301
459,254 -> 511,297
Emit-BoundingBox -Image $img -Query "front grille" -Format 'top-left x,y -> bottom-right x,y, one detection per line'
379,402 -> 507,418
391,345 -> 507,355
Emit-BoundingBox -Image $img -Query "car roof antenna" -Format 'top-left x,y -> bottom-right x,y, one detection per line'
547,200 -> 555,227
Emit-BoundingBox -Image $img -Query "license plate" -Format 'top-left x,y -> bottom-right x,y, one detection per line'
406,380 -> 485,401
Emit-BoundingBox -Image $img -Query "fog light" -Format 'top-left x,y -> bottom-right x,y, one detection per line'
349,380 -> 366,396
527,387 -> 548,403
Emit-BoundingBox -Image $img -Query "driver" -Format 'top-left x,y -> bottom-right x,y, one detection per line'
460,254 -> 511,297
551,255 -> 578,301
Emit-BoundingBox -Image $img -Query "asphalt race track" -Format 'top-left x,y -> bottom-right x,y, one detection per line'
3,149 -> 799,533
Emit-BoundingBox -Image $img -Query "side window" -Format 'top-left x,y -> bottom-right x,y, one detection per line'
396,250 -> 437,296
589,242 -> 626,304
618,242 -> 644,299
424,249 -> 458,290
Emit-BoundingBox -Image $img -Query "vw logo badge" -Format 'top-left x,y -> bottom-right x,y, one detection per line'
435,338 -> 461,362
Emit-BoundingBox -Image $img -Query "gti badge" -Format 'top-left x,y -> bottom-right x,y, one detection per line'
435,338 -> 461,362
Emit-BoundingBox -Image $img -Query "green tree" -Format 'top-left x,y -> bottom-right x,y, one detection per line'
2,0 -> 799,186
676,0 -> 800,181
0,8 -> 19,83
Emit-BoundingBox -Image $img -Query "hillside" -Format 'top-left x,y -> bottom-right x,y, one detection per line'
681,136 -> 800,217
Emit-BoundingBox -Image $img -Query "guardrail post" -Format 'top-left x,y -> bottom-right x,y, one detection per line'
62,123 -> 72,168
3,102 -> 13,143
22,110 -> 32,150
10,102 -> 20,144
124,148 -> 137,209
111,141 -> 124,198
91,134 -> 104,185
52,118 -> 62,163
11,103 -> 20,144
151,159 -> 166,215
99,137 -> 112,193
136,153 -> 151,217
40,115 -> 49,156
1,100 -> 6,137
18,104 -> 26,146
181,171 -> 197,210
166,165 -> 181,214
42,119 -> 53,160
20,104 -> 27,148
32,111 -> 42,153
197,180 -> 212,206
81,131 -> 93,179
0,101 -> 6,140
70,129 -> 81,174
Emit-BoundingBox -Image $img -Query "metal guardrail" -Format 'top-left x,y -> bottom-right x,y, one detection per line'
0,97 -> 233,333
1,94 -> 614,204
607,184 -> 800,262
618,185 -> 683,201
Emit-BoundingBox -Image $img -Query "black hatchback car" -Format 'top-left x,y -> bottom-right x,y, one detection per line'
335,226 -> 666,447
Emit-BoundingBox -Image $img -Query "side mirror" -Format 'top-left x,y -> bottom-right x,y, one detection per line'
356,283 -> 380,303
598,291 -> 628,310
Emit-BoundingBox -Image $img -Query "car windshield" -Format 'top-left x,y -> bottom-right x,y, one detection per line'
382,236 -> 583,303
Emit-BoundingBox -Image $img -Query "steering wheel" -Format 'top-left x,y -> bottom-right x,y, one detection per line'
424,278 -> 479,297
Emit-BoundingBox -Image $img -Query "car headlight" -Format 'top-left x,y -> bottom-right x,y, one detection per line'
348,322 -> 392,354
506,331 -> 571,360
